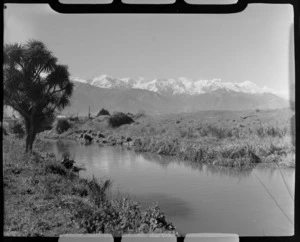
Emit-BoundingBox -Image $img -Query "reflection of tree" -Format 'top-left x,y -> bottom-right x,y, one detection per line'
54,140 -> 81,160
140,151 -> 251,180
204,164 -> 253,179
138,152 -> 202,171
139,152 -> 176,169
55,140 -> 73,156
139,152 -> 256,180
254,163 -> 278,180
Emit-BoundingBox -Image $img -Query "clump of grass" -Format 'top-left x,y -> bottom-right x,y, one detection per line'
86,176 -> 112,207
255,125 -> 288,138
205,124 -> 234,139
45,162 -> 68,176
71,181 -> 89,197
180,127 -> 197,139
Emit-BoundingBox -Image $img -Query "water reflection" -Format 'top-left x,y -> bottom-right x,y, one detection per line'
204,164 -> 252,179
139,152 -> 254,179
44,140 -> 294,236
140,151 -> 206,171
139,152 -> 180,169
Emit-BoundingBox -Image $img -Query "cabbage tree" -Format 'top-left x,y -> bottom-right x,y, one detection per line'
3,40 -> 73,152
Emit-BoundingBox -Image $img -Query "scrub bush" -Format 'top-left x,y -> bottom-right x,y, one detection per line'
56,119 -> 71,134
109,112 -> 134,128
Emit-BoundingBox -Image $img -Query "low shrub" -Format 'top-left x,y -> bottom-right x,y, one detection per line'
97,108 -> 110,116
45,162 -> 68,176
72,182 -> 89,197
56,119 -> 71,134
69,116 -> 79,122
10,122 -> 25,138
109,112 -> 134,128
135,110 -> 146,119
77,198 -> 176,234
60,152 -> 75,169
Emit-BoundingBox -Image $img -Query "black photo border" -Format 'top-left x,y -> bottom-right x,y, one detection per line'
2,0 -> 299,242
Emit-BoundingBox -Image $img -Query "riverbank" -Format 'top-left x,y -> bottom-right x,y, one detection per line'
3,136 -> 176,236
39,109 -> 295,168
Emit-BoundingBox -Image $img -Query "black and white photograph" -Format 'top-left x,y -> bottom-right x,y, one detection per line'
3,0 -> 296,239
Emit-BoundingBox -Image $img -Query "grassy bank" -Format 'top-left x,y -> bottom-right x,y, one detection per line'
40,109 -> 295,168
129,110 -> 295,168
3,136 -> 176,236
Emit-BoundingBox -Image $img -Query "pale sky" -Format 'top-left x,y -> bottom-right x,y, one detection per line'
4,3 -> 294,98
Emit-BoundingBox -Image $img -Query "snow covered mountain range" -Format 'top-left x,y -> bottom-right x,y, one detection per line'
71,74 -> 277,96
64,74 -> 289,115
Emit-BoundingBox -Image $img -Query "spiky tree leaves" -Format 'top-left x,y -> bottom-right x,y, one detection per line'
3,40 -> 74,152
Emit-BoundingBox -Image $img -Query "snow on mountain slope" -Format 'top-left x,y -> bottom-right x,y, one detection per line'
71,75 -> 278,96
65,77 -> 289,115
70,76 -> 89,84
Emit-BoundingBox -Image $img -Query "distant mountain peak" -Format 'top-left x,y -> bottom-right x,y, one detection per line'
70,74 -> 279,97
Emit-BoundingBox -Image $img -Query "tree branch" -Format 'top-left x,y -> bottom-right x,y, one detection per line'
48,85 -> 68,96
5,101 -> 29,119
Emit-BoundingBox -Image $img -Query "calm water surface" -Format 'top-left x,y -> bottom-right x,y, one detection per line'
47,141 -> 294,236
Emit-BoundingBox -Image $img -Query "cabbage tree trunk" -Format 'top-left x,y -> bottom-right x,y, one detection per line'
25,116 -> 37,152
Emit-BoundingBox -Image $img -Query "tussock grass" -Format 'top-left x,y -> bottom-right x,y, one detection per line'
3,137 -> 176,236
40,109 -> 295,168
123,109 -> 295,168
45,162 -> 68,176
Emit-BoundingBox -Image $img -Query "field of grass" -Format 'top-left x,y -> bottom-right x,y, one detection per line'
3,136 -> 176,236
40,108 -> 295,168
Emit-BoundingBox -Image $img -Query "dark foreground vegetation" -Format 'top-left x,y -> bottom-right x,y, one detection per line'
3,136 -> 176,236
40,108 -> 295,168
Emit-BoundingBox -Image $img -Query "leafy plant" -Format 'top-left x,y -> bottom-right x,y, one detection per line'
87,176 -> 112,207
